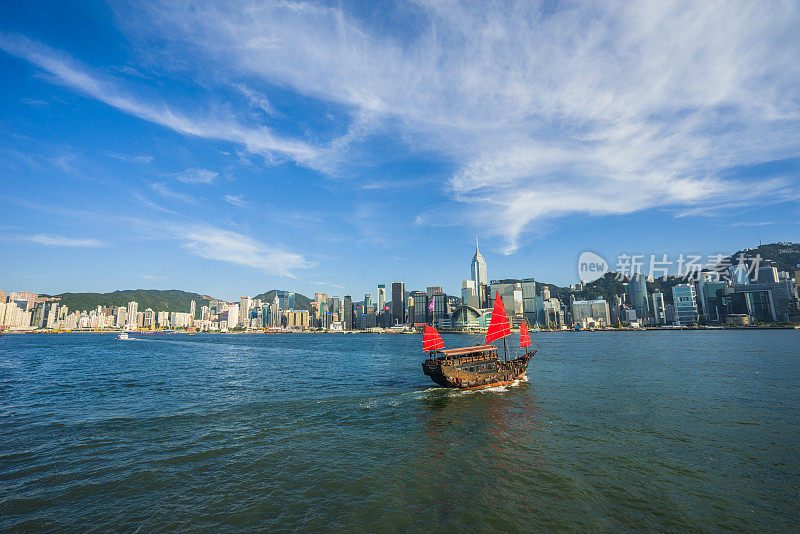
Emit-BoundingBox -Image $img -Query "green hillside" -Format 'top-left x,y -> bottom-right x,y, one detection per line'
253,290 -> 313,311
546,242 -> 799,305
46,289 -> 213,313
729,242 -> 800,273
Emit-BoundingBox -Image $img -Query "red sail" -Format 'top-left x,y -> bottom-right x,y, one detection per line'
423,325 -> 445,352
520,321 -> 531,348
485,291 -> 511,344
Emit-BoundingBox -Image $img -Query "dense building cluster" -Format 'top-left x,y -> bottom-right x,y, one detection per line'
2,247 -> 799,333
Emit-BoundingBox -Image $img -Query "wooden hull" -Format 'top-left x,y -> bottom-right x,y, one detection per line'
422,351 -> 533,389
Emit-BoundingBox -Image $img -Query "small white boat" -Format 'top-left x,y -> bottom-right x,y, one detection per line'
116,332 -> 130,340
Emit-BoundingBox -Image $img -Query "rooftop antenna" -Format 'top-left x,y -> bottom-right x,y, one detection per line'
476,235 -> 479,252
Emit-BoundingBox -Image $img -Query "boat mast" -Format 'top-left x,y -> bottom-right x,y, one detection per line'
503,337 -> 508,361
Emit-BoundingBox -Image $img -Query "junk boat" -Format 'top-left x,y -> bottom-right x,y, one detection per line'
422,291 -> 535,389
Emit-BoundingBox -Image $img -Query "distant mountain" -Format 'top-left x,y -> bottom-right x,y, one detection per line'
729,242 -> 800,273
253,290 -> 313,311
547,242 -> 800,305
45,289 -> 214,313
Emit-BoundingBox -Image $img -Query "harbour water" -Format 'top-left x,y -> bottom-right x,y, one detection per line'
1,331 -> 799,531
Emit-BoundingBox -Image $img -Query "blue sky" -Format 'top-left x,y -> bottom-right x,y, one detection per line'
1,0 -> 799,301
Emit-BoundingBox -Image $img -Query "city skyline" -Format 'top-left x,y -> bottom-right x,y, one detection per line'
3,239 -> 797,332
2,2 -> 800,300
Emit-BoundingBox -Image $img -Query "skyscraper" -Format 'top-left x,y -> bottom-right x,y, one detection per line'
226,303 -> 239,329
190,300 -> 196,320
426,286 -> 443,298
651,292 -> 666,324
461,280 -> 478,308
239,297 -> 251,325
625,273 -> 649,320
412,291 -> 428,325
431,291 -> 447,324
377,285 -> 386,311
672,284 -> 698,325
343,295 -> 354,330
471,238 -> 487,307
391,282 -> 405,325
127,301 -> 138,329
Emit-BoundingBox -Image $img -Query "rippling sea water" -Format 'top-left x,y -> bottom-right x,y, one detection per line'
1,330 -> 799,531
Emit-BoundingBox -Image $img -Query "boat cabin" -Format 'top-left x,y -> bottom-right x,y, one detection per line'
432,344 -> 498,363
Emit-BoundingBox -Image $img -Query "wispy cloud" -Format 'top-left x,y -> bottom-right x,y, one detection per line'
714,221 -> 776,228
0,32 -> 322,168
175,167 -> 218,184
114,0 -> 800,253
3,2 -> 800,255
25,233 -> 104,247
140,274 -> 166,280
224,194 -> 246,208
150,182 -> 196,204
108,152 -> 153,163
179,225 -> 313,277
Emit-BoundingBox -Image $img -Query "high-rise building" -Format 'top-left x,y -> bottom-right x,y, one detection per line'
127,301 -> 138,329
377,285 -> 386,312
625,273 -> 649,320
697,273 -> 728,322
672,284 -> 698,325
757,265 -> 779,284
651,292 -> 666,324
461,280 -> 478,308
489,280 -> 523,318
227,303 -> 239,329
412,291 -> 428,325
276,291 -> 295,312
571,300 -> 611,327
391,282 -> 405,325
426,286 -> 443,298
521,279 -> 536,325
431,291 -> 447,325
343,295 -> 354,330
190,300 -> 196,320
364,294 -> 373,309
143,308 -> 156,328
239,297 -> 251,325
471,239 -> 488,307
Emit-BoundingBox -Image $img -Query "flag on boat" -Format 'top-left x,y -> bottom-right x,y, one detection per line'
520,321 -> 531,348
427,299 -> 434,311
422,325 -> 445,352
485,291 -> 511,344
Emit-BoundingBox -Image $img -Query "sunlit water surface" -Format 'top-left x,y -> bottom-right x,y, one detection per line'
1,330 -> 799,531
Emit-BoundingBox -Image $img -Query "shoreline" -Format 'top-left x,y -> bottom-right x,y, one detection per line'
2,325 -> 798,335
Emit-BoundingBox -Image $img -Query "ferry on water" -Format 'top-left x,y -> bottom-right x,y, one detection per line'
116,332 -> 130,340
421,291 -> 534,389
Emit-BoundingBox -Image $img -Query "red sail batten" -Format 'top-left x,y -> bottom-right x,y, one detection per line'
485,291 -> 511,344
423,325 -> 445,352
520,321 -> 531,348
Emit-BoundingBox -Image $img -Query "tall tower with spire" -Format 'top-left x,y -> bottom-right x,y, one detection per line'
471,237 -> 488,308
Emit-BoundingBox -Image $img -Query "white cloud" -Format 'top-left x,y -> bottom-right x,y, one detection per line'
108,152 -> 153,163
175,168 -> 218,184
0,32 -> 321,168
4,2 -> 800,253
150,182 -> 196,204
224,194 -> 246,208
179,225 -> 313,277
26,234 -> 103,247
116,0 -> 800,251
